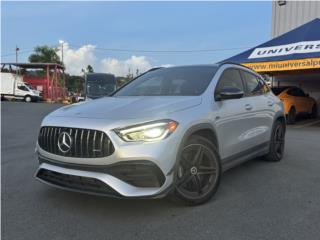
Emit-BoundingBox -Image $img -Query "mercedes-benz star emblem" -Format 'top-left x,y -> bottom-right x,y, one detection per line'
57,132 -> 72,153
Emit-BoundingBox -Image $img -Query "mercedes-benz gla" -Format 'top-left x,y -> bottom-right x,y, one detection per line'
35,63 -> 286,205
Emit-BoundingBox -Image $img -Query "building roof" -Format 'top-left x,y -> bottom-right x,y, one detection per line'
1,62 -> 64,69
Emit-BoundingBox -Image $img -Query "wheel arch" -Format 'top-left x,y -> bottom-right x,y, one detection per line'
169,123 -> 219,176
181,123 -> 219,150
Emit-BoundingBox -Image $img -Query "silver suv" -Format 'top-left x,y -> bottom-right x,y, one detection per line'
35,63 -> 286,205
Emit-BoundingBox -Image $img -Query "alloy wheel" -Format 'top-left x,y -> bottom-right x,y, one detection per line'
176,144 -> 219,200
274,124 -> 285,159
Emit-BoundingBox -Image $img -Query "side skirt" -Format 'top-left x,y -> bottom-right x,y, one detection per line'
221,141 -> 270,171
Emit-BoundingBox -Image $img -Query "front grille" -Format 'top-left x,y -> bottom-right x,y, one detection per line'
38,127 -> 115,158
37,169 -> 120,196
39,157 -> 166,188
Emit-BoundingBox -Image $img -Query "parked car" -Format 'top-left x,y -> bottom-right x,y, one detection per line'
271,86 -> 317,124
35,63 -> 286,205
1,72 -> 41,102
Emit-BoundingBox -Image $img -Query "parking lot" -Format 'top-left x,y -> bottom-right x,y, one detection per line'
2,101 -> 320,240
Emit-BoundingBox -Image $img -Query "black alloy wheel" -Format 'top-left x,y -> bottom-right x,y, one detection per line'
287,107 -> 296,124
273,123 -> 285,159
264,120 -> 285,162
173,135 -> 221,205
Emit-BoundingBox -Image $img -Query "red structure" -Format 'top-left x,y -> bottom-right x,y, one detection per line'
1,63 -> 66,101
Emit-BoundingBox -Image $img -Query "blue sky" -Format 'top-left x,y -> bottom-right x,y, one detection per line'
2,1 -> 272,76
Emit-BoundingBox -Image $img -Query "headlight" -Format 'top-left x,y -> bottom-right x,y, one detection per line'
114,120 -> 178,142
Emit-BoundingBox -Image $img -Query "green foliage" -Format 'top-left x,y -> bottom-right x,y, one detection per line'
65,74 -> 84,93
28,45 -> 62,64
86,65 -> 94,73
116,76 -> 133,87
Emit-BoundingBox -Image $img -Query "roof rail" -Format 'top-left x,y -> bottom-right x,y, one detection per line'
217,61 -> 258,72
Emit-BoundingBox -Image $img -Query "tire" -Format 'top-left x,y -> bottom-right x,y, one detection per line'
287,107 -> 296,124
311,104 -> 318,118
171,135 -> 221,205
263,120 -> 285,162
24,95 -> 32,103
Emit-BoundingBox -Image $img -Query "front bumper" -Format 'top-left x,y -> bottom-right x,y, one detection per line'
35,159 -> 174,198
35,117 -> 184,198
35,129 -> 179,198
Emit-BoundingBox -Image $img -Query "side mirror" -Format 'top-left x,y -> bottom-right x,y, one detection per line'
215,86 -> 244,101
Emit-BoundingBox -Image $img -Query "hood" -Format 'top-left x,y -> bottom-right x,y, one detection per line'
49,96 -> 202,120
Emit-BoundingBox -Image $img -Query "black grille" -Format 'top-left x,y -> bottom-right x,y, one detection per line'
37,169 -> 120,196
39,157 -> 166,188
38,127 -> 114,158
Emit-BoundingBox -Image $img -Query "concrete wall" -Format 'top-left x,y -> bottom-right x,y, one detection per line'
272,1 -> 320,37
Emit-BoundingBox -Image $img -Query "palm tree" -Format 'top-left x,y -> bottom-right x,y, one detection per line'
28,45 -> 62,64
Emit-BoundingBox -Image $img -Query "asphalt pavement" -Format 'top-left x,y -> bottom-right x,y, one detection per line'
2,101 -> 320,240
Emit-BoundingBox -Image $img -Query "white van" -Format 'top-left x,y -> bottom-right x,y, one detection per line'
1,72 -> 41,102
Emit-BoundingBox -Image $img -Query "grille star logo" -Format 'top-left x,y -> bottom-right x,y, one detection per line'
57,132 -> 72,153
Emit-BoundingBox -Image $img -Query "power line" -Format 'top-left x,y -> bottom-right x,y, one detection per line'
1,44 -> 59,58
68,44 -> 250,53
1,49 -> 34,57
1,43 -> 250,58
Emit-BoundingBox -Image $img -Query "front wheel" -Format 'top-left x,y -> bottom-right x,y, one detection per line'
172,135 -> 221,205
263,120 -> 285,162
24,95 -> 32,103
287,107 -> 296,124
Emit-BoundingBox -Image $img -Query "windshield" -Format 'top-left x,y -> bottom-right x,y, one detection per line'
86,74 -> 116,99
25,83 -> 35,90
113,66 -> 218,97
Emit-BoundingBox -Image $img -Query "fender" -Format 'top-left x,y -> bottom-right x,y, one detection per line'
168,123 -> 219,176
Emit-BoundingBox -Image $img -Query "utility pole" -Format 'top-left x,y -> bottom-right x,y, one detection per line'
61,42 -> 64,65
15,45 -> 19,63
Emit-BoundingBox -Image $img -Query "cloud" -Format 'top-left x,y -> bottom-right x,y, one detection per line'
58,41 -> 172,76
101,55 -> 153,76
58,41 -> 97,75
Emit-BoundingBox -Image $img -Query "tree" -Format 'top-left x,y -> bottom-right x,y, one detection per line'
65,74 -> 84,93
86,65 -> 94,73
28,45 -> 62,64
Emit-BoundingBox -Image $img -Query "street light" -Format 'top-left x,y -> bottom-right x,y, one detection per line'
15,46 -> 20,63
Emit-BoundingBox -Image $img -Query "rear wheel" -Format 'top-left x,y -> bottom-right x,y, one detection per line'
287,107 -> 296,124
172,135 -> 221,205
311,104 -> 318,118
263,120 -> 285,162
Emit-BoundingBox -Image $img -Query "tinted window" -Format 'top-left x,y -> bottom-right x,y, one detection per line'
215,68 -> 244,93
17,84 -> 29,91
242,71 -> 263,95
114,66 -> 218,96
271,87 -> 288,95
288,88 -> 305,97
295,88 -> 305,97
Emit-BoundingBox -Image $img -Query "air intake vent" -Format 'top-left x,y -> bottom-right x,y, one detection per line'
38,127 -> 114,158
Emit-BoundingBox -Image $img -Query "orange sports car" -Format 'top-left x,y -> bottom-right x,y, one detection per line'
271,86 -> 317,124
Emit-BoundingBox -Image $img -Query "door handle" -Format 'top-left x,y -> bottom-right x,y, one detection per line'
245,104 -> 253,110
267,100 -> 274,106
